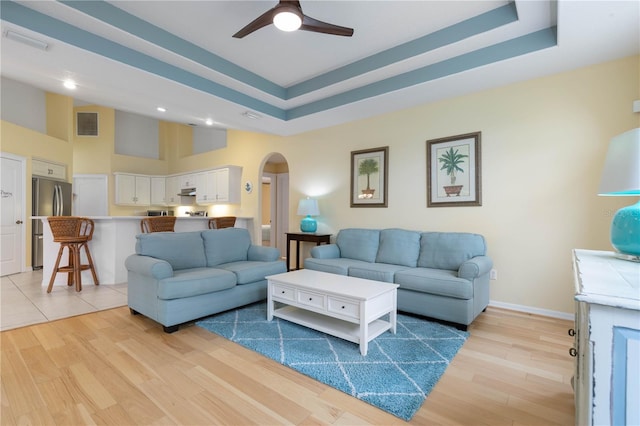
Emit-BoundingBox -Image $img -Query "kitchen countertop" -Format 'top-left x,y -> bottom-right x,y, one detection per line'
33,216 -> 255,285
32,216 -> 254,220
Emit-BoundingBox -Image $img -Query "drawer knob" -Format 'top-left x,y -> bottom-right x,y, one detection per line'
281,291 -> 285,294
569,347 -> 577,357
568,328 -> 575,337
341,306 -> 345,309
309,297 -> 313,301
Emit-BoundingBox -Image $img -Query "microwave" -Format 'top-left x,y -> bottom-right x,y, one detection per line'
147,210 -> 174,216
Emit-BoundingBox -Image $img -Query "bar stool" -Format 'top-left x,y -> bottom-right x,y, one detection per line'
46,217 -> 99,293
208,216 -> 236,229
140,216 -> 176,233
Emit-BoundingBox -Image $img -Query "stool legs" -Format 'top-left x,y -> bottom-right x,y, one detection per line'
47,244 -> 67,293
80,242 -> 99,286
46,242 -> 98,292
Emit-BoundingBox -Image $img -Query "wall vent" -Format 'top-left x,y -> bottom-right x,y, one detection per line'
76,112 -> 98,136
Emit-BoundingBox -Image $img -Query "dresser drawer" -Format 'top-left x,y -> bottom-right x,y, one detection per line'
297,290 -> 326,310
272,284 -> 295,301
327,297 -> 360,319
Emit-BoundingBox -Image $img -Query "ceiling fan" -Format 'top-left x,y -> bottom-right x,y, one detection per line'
233,0 -> 354,39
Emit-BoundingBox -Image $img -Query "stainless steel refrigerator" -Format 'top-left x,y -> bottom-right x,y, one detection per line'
32,177 -> 72,269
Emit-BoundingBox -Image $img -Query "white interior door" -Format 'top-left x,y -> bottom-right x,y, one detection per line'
262,173 -> 277,247
276,173 -> 289,258
1,154 -> 25,276
73,174 -> 108,216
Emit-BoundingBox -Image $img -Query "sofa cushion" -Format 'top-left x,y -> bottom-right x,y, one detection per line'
304,257 -> 371,276
375,229 -> 420,267
135,231 -> 206,271
349,262 -> 408,283
336,228 -> 380,262
202,228 -> 251,266
395,268 -> 473,299
157,268 -> 236,300
220,260 -> 287,285
417,232 -> 486,270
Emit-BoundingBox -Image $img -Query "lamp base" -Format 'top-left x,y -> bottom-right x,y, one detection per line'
300,215 -> 317,233
611,200 -> 640,258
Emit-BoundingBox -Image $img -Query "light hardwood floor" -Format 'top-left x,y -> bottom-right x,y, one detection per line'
1,305 -> 576,425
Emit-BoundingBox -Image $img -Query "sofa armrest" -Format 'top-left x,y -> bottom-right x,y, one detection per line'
310,244 -> 340,259
125,254 -> 174,280
458,255 -> 493,279
248,245 -> 280,262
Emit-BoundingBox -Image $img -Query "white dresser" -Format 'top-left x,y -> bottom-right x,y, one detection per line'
572,249 -> 640,426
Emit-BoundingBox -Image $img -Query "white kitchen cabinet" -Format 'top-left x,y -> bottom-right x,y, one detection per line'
150,176 -> 166,205
32,159 -> 66,180
195,166 -> 241,204
114,173 -> 150,205
572,249 -> 640,426
165,175 -> 181,206
194,171 -> 212,204
180,174 -> 196,189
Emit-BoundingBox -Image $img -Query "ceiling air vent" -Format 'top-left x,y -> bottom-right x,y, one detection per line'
76,112 -> 99,136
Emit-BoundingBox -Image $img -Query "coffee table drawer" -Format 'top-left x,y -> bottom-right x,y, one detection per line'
272,284 -> 295,301
328,297 -> 359,319
297,290 -> 326,309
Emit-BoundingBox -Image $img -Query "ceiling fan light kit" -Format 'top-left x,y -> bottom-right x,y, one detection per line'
233,0 -> 353,39
273,7 -> 302,32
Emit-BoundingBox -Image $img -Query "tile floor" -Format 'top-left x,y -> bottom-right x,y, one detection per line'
0,270 -> 127,332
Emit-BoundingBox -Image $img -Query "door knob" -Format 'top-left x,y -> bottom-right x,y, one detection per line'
15,220 -> 23,224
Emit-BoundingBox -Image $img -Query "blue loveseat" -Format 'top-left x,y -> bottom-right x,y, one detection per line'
125,228 -> 286,332
304,228 -> 492,329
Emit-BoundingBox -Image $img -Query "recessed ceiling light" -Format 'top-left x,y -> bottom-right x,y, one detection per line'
205,119 -> 214,126
63,79 -> 76,90
157,107 -> 166,112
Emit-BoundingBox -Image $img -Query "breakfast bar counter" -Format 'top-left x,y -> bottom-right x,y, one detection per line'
34,216 -> 253,287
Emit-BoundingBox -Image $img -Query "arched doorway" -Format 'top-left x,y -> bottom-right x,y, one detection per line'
260,153 -> 289,258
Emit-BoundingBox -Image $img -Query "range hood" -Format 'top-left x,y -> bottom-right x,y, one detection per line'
179,188 -> 196,196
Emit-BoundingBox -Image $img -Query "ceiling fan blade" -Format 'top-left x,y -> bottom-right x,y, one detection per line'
233,6 -> 277,38
300,15 -> 354,37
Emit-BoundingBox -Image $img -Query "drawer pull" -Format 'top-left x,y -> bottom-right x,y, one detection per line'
569,347 -> 577,357
568,328 -> 575,337
309,297 -> 313,301
281,291 -> 285,294
341,306 -> 346,309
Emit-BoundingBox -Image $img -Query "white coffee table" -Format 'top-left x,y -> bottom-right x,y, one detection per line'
266,269 -> 398,355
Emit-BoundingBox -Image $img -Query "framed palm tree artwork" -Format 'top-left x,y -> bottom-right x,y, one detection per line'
350,146 -> 388,207
427,132 -> 481,207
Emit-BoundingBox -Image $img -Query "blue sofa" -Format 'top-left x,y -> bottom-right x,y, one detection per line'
304,228 -> 492,329
125,228 -> 286,332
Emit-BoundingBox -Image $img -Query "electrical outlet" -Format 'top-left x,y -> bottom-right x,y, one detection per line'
490,269 -> 498,280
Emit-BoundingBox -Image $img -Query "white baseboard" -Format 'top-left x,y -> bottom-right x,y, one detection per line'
489,300 -> 574,321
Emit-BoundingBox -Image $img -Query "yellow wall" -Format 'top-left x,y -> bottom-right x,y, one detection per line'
1,55 -> 638,315
209,55 -> 639,315
45,92 -> 73,141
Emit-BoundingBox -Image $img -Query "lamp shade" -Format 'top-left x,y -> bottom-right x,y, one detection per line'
297,198 -> 319,232
598,128 -> 640,259
598,128 -> 640,196
297,198 -> 320,216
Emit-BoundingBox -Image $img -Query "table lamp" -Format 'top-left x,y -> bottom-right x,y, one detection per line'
598,128 -> 640,261
297,198 -> 319,232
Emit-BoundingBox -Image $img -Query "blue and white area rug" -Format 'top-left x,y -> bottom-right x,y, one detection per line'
196,303 -> 468,421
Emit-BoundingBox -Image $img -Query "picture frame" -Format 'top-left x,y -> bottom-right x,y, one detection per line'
350,146 -> 388,207
426,132 -> 481,207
